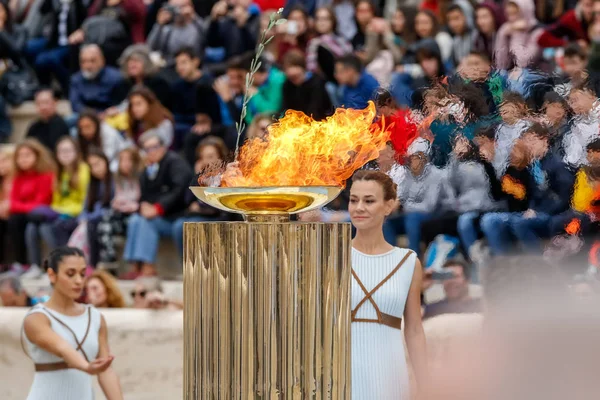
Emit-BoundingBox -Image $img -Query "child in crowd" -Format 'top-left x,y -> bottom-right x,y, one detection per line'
76,110 -> 127,172
127,86 -> 174,148
446,2 -> 475,66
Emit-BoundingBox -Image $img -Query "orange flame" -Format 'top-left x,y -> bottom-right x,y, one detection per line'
565,218 -> 581,236
222,102 -> 389,187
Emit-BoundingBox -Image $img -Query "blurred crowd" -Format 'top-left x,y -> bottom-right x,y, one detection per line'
0,0 -> 599,310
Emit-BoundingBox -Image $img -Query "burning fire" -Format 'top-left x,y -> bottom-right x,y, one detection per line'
221,102 -> 389,187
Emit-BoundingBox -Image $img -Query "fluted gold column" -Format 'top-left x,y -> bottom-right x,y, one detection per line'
183,221 -> 351,399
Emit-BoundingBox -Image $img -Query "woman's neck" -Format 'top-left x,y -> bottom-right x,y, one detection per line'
45,292 -> 79,314
353,228 -> 393,255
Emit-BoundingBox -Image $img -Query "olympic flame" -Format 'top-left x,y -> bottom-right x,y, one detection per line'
222,102 -> 389,187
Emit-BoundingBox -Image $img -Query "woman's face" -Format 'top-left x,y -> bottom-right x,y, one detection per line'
391,10 -> 406,34
408,153 -> 427,175
355,1 -> 374,27
415,12 -> 434,38
250,118 -> 270,140
132,283 -> 148,309
130,95 -> 150,120
16,147 -> 36,172
86,277 -> 108,307
421,57 -> 440,78
505,3 -> 520,23
127,56 -> 145,79
56,140 -> 78,167
88,154 -> 108,180
199,145 -> 222,165
118,151 -> 134,176
349,180 -> 394,232
288,10 -> 307,34
476,8 -> 495,35
0,153 -> 12,176
48,255 -> 87,301
315,9 -> 334,35
78,116 -> 98,140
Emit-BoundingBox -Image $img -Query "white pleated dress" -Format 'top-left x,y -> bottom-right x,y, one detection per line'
351,247 -> 416,400
22,304 -> 102,400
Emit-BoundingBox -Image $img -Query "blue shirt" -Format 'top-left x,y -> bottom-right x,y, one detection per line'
341,72 -> 379,110
69,67 -> 123,113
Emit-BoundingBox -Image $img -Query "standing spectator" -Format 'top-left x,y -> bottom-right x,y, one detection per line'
244,59 -> 286,123
276,5 -> 313,64
538,0 -> 594,48
76,111 -> 127,173
0,145 -> 14,264
26,89 -> 70,152
281,50 -> 333,120
69,44 -> 124,114
26,137 -> 89,266
85,270 -> 125,308
79,149 -> 114,268
123,133 -> 192,277
126,86 -> 174,147
563,81 -> 599,167
7,140 -> 55,266
334,54 -> 379,109
473,2 -> 506,61
97,148 -> 141,267
494,0 -> 544,70
147,0 -> 207,67
446,1 -> 476,66
306,7 -> 353,82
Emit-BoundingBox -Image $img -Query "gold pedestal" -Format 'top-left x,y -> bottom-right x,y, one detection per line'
183,220 -> 351,399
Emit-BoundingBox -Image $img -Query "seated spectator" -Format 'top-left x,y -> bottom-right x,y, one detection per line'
131,276 -> 183,309
361,15 -> 405,77
244,113 -> 271,142
26,137 -> 89,266
127,86 -> 175,147
446,1 -> 475,67
493,91 -> 531,177
211,55 -> 249,127
560,43 -> 589,87
244,58 -> 286,123
97,148 -> 142,267
0,1 -> 28,67
473,2 -> 506,61
76,110 -> 127,173
205,0 -> 259,64
8,140 -> 55,266
85,270 -> 125,308
423,260 -> 482,319
276,5 -> 313,64
147,0 -> 206,67
563,80 -> 600,167
352,0 -> 376,59
78,149 -> 114,268
404,10 -> 453,66
538,0 -> 594,48
0,145 -> 14,264
26,89 -> 69,154
281,50 -> 333,121
69,44 -> 124,114
113,44 -> 172,111
182,113 -> 230,166
334,54 -> 379,109
123,133 -> 192,277
67,0 -> 146,66
384,138 -> 454,253
541,91 -> 570,155
0,275 -> 33,306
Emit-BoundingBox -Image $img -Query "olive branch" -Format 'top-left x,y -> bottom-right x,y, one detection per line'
234,8 -> 286,159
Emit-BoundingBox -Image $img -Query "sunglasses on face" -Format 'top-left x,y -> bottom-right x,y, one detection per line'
131,290 -> 146,298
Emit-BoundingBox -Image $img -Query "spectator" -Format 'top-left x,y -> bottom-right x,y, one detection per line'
473,2 -> 506,61
384,138 -> 454,253
494,91 -> 531,176
69,44 -> 124,114
306,7 -> 353,82
538,0 -> 594,48
334,54 -> 379,109
0,275 -> 33,306
446,1 -> 476,67
26,89 -> 70,153
281,50 -> 333,121
389,6 -> 417,54
406,10 -> 453,65
7,140 -> 55,266
244,113 -> 271,142
76,110 -> 127,173
79,149 -> 114,268
205,0 -> 260,64
423,260 -> 482,319
352,0 -> 377,56
494,0 -> 544,70
127,86 -> 175,147
563,80 -> 599,167
97,148 -> 142,267
182,113 -> 230,166
0,145 -> 14,264
542,91 -> 571,155
244,59 -> 286,123
561,43 -> 589,85
85,270 -> 125,308
131,276 -> 183,309
362,8 -> 412,69
26,137 -> 89,266
211,55 -> 249,128
276,5 -> 313,64
114,44 -> 172,111
0,1 -> 28,67
147,0 -> 206,67
123,133 -> 192,277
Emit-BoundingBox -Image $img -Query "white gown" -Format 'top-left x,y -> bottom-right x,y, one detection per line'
22,304 -> 102,400
351,247 -> 416,400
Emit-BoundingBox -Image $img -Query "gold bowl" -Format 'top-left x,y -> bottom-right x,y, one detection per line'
189,186 -> 343,218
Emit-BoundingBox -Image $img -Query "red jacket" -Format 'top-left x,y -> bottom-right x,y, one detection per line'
10,172 -> 54,214
538,9 -> 589,48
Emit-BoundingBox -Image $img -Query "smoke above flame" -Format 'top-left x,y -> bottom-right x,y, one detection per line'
222,102 -> 389,187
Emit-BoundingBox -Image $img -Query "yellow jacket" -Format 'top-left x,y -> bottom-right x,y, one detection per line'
572,169 -> 596,213
52,162 -> 90,217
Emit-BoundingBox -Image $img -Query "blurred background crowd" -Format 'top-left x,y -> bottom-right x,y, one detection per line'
0,0 -> 599,313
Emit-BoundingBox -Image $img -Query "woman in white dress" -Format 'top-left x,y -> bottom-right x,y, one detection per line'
22,247 -> 123,400
349,170 -> 427,399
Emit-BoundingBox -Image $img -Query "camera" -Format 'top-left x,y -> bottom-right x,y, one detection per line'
162,4 -> 180,19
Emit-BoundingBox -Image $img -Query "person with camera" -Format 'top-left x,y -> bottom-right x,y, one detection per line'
147,0 -> 206,67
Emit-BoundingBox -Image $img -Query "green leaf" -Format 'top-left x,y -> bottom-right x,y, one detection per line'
257,43 -> 264,54
253,61 -> 262,73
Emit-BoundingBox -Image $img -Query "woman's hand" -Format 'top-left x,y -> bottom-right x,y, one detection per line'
84,356 -> 114,375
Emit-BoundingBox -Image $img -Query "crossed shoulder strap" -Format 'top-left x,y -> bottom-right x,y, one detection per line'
351,251 -> 413,330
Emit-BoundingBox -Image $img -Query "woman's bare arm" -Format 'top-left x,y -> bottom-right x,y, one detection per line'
97,315 -> 123,400
404,258 -> 428,391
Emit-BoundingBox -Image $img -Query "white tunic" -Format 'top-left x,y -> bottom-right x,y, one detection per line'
351,247 -> 416,400
22,304 -> 102,400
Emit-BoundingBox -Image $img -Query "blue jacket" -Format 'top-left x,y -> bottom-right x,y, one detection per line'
528,153 -> 575,215
341,72 -> 379,109
70,67 -> 123,113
